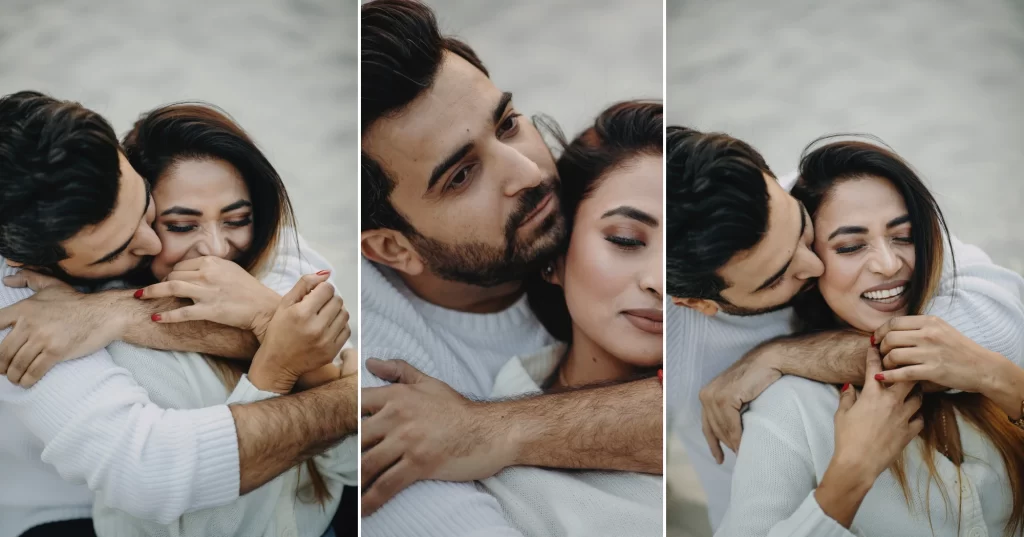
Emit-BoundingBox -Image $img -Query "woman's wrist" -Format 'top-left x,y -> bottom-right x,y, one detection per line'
816,455 -> 876,528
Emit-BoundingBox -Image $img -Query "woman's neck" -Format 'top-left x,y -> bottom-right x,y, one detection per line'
555,322 -> 638,388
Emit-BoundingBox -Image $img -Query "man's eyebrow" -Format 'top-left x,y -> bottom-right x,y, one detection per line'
754,202 -> 807,292
426,143 -> 474,193
493,91 -> 512,125
601,206 -> 658,227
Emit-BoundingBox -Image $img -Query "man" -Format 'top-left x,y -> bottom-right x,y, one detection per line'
0,90 -> 358,537
358,1 -> 661,535
664,126 -> 1024,528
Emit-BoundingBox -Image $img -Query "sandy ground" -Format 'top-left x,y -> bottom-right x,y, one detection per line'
0,0 -> 359,337
667,1 -> 1024,535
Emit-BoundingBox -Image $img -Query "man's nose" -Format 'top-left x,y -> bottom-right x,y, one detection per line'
130,224 -> 162,257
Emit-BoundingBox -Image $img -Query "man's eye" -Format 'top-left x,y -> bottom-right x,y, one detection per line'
498,113 -> 521,136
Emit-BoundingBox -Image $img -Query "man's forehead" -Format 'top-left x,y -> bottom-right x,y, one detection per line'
364,53 -> 501,182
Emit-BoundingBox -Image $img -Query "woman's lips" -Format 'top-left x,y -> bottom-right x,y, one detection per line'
861,279 -> 910,313
623,308 -> 663,335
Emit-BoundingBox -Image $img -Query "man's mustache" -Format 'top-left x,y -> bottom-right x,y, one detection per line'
505,178 -> 559,233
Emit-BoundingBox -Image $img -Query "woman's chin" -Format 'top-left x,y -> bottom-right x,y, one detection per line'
848,305 -> 910,334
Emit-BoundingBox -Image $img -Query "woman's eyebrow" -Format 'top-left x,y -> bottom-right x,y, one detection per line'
601,206 -> 658,227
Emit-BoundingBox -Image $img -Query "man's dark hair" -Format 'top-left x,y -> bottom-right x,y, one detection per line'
665,126 -> 774,299
361,0 -> 489,232
0,91 -> 121,266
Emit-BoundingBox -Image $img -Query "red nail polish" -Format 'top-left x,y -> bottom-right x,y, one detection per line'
134,289 -> 144,299
841,383 -> 850,392
151,314 -> 162,322
874,373 -> 885,381
657,369 -> 664,385
316,270 -> 330,276
870,334 -> 875,346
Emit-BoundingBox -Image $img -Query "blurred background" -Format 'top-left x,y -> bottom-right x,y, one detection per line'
667,0 -> 1024,535
421,0 -> 663,141
0,0 -> 359,334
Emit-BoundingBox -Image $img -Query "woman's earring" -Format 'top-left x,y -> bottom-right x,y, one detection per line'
543,263 -> 555,279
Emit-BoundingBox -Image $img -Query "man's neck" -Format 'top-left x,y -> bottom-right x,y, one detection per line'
558,323 -> 638,387
398,270 -> 525,313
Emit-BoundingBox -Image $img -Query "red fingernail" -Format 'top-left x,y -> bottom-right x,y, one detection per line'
316,270 -> 330,276
657,369 -> 664,385
134,289 -> 144,299
874,373 -> 885,381
151,314 -> 162,322
841,383 -> 851,392
870,334 -> 875,346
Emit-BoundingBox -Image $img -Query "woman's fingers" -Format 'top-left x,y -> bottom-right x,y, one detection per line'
877,364 -> 933,385
836,383 -> 857,414
862,346 -> 884,394
872,315 -> 928,343
138,280 -> 205,301
152,304 -> 209,324
165,270 -> 204,282
882,347 -> 925,370
878,329 -> 918,356
887,379 -> 918,401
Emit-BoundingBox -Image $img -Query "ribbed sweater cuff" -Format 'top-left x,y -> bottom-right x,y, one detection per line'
189,405 -> 242,510
788,492 -> 856,537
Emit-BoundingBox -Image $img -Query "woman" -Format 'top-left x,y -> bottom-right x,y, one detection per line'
90,103 -> 357,537
479,101 -> 664,537
717,138 -> 1024,536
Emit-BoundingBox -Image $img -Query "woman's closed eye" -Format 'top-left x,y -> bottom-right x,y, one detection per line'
165,216 -> 252,233
834,235 -> 913,255
605,235 -> 645,250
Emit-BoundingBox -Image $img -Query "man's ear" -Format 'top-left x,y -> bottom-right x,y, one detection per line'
361,229 -> 424,276
671,296 -> 719,317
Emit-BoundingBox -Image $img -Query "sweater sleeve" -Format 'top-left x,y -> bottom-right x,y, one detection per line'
92,352 -> 291,537
925,236 -> 1024,368
0,276 -> 241,524
360,305 -> 523,537
715,379 -> 856,537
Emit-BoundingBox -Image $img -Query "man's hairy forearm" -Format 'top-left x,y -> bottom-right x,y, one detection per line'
498,377 -> 662,474
231,375 -> 357,494
98,290 -> 259,359
764,329 -> 868,385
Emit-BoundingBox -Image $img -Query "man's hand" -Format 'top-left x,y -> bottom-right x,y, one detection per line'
360,358 -> 513,515
0,271 -> 124,387
699,345 -> 783,464
138,256 -> 284,342
247,273 -> 350,393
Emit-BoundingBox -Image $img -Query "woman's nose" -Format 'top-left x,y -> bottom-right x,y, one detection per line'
196,231 -> 230,258
868,243 -> 902,277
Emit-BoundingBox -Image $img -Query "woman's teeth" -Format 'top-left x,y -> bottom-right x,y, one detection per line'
861,285 -> 906,302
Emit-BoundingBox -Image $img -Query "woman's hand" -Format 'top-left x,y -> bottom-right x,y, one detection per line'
138,256 -> 287,342
815,346 -> 923,527
874,315 -> 1006,393
248,273 -> 351,393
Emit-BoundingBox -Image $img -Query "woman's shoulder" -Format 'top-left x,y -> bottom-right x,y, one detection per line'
746,376 -> 840,429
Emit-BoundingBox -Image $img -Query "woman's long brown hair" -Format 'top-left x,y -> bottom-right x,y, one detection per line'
122,103 -> 333,507
792,136 -> 1024,536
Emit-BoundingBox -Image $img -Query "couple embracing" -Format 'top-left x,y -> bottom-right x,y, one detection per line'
358,1 -> 664,536
0,94 -> 358,536
667,128 -> 1024,535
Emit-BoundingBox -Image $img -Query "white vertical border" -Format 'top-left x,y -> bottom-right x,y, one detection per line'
661,0 -> 668,535
356,0 -> 364,531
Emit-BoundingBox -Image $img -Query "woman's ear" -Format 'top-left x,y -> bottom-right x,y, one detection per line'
361,229 -> 424,276
670,296 -> 719,317
542,257 -> 566,287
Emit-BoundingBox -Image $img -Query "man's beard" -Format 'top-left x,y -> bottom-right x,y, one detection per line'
715,280 -> 816,317
38,257 -> 155,290
408,179 -> 567,288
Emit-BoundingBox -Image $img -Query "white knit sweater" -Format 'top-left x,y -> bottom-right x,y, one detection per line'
717,376 -> 1016,537
360,258 -> 555,537
479,343 -> 663,537
0,231 -> 340,537
92,346 -> 357,537
666,236 -> 1024,530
